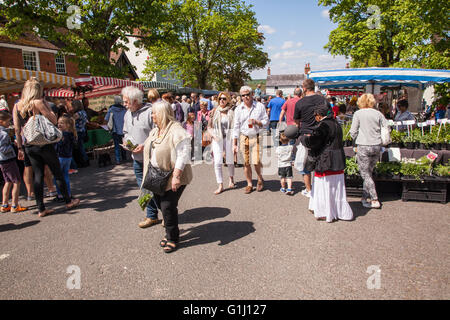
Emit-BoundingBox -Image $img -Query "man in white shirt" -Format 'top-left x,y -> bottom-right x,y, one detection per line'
233,86 -> 269,194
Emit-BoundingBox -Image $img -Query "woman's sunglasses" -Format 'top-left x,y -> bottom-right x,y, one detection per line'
219,97 -> 227,101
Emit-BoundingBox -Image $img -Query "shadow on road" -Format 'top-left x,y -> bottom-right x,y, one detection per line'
179,221 -> 255,248
179,207 -> 231,224
0,220 -> 40,233
348,201 -> 371,220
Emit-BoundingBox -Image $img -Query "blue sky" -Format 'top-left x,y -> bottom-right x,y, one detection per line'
247,0 -> 349,79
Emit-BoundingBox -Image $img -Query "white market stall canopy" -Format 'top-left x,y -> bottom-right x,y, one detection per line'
308,68 -> 450,90
139,80 -> 180,91
0,67 -> 75,93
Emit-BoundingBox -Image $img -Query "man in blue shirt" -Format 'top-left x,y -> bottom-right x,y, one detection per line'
267,90 -> 285,145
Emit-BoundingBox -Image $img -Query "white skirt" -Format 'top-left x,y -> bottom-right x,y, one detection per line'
308,173 -> 354,223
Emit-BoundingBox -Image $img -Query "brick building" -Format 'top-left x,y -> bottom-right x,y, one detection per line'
0,32 -> 79,109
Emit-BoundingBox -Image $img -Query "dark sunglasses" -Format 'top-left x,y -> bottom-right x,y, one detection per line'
219,97 -> 227,101
241,93 -> 251,97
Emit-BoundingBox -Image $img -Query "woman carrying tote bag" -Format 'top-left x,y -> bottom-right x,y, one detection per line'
13,78 -> 80,217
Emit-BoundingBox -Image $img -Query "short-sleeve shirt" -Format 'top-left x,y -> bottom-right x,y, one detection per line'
268,97 -> 285,121
294,95 -> 327,135
281,97 -> 300,125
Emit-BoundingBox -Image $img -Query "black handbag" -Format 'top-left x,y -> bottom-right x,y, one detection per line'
142,142 -> 173,196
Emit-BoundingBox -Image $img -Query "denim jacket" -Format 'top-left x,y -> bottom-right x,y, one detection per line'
0,126 -> 16,162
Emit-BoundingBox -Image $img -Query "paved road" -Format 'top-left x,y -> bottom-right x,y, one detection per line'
0,155 -> 449,299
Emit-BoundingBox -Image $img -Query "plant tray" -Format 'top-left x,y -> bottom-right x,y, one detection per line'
402,181 -> 448,204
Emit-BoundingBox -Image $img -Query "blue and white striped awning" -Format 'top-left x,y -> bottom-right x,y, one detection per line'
139,81 -> 179,91
308,68 -> 450,90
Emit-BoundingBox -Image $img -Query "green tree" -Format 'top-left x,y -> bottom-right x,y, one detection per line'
0,0 -> 170,77
319,0 -> 449,69
141,0 -> 268,90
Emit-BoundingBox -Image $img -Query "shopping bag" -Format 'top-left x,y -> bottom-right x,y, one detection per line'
294,142 -> 308,172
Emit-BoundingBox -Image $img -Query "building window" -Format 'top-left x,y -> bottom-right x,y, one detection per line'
22,51 -> 39,71
55,54 -> 66,74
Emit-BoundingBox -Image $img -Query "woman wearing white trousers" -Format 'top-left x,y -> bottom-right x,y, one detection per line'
208,92 -> 236,195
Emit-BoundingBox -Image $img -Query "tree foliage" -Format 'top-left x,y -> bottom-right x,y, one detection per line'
0,0 -> 171,77
319,0 -> 449,69
141,0 -> 269,90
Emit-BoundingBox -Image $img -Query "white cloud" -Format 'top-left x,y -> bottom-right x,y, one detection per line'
271,50 -> 315,60
257,25 -> 276,35
267,46 -> 276,51
296,42 -> 303,48
321,9 -> 329,19
281,41 -> 294,50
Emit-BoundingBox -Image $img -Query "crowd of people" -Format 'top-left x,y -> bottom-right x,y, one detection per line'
1,77 -> 443,253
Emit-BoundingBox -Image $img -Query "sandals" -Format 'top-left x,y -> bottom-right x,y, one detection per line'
38,209 -> 54,217
66,198 -> 80,210
159,238 -> 168,247
163,241 -> 178,254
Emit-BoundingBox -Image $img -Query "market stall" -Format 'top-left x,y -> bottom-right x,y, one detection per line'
309,68 -> 450,112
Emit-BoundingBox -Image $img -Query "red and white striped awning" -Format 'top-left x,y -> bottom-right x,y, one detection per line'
45,88 -> 75,98
75,76 -> 144,90
81,86 -> 124,99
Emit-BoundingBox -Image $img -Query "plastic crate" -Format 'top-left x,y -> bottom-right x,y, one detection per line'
402,180 -> 448,204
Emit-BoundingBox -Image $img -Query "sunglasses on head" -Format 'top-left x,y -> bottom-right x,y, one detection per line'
241,93 -> 251,97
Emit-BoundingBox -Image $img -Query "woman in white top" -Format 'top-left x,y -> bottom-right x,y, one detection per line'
143,100 -> 193,253
208,92 -> 235,194
349,93 -> 388,209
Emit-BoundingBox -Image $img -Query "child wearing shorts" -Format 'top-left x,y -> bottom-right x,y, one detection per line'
276,132 -> 294,195
0,111 -> 27,213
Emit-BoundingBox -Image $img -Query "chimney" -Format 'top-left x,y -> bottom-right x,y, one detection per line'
267,67 -> 271,76
304,63 -> 311,75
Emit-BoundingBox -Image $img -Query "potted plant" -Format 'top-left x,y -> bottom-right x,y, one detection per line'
390,129 -> 405,148
400,157 -> 433,181
433,162 -> 450,181
403,134 -> 416,150
375,162 -> 402,179
341,122 -> 353,147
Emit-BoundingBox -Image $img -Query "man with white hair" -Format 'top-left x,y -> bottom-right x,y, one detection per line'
233,86 -> 269,194
122,86 -> 161,228
105,95 -> 127,165
180,95 -> 190,122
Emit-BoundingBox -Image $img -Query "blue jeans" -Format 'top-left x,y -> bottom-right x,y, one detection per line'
55,157 -> 72,197
133,160 -> 158,219
112,133 -> 127,164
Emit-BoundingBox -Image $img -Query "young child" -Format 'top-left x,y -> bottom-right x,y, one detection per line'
276,132 -> 294,195
53,115 -> 77,201
0,111 -> 27,213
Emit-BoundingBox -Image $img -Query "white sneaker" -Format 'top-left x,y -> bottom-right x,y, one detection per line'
363,200 -> 381,209
301,189 -> 311,198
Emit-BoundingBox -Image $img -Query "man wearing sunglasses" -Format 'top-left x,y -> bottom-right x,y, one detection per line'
233,86 -> 268,194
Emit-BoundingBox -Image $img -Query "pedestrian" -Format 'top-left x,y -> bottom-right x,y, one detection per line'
0,111 -> 27,213
349,93 -> 387,209
208,91 -> 235,195
233,86 -> 268,194
255,84 -> 262,98
121,86 -> 161,228
200,93 -> 213,111
180,95 -> 190,122
182,108 -> 195,161
72,99 -> 90,168
293,79 -> 326,198
276,132 -> 294,195
190,93 -> 200,113
267,90 -> 285,140
301,103 -> 353,223
104,96 -> 127,165
13,77 -> 80,217
197,100 -> 211,151
144,100 -> 193,253
162,92 -> 184,123
53,115 -> 76,202
279,87 -> 302,127
0,95 -> 8,112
